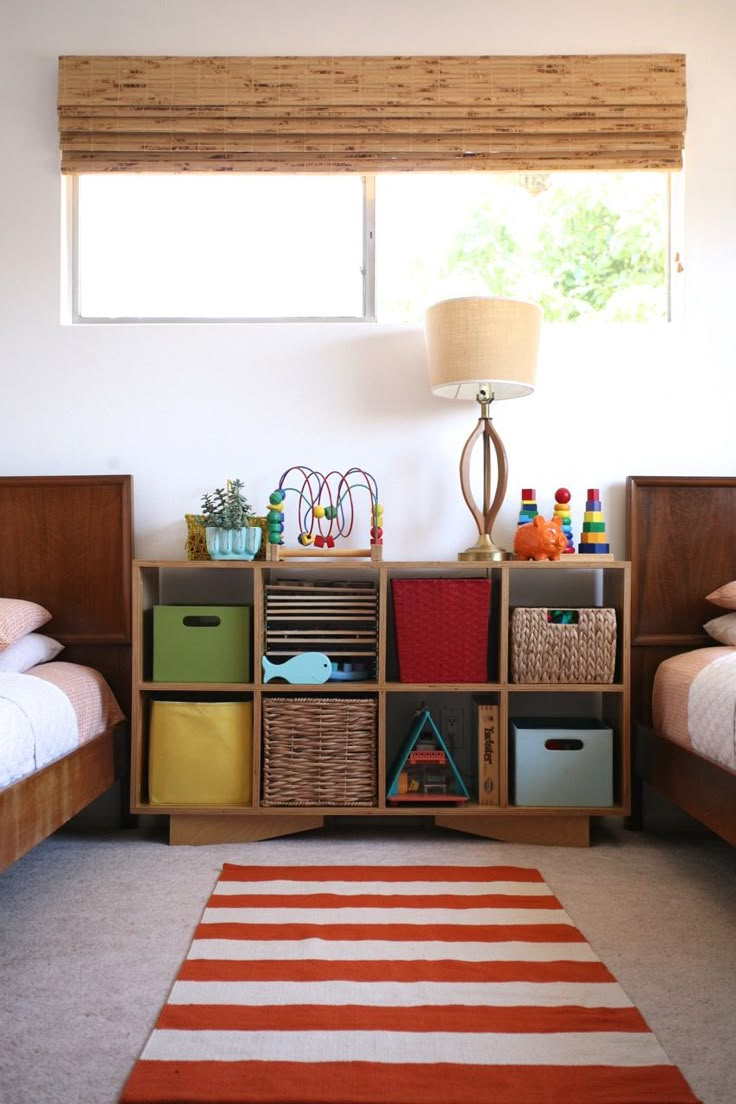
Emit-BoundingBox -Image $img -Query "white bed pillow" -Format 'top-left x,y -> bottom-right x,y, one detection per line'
0,598 -> 52,650
0,632 -> 64,673
703,612 -> 736,646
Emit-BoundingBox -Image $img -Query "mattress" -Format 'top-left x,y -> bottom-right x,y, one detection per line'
0,661 -> 125,789
652,646 -> 736,769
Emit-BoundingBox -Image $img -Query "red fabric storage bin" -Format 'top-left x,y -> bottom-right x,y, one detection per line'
391,578 -> 491,683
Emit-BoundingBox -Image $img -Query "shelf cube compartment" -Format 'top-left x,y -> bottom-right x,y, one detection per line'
510,607 -> 616,684
391,578 -> 491,683
152,605 -> 251,682
510,718 -> 613,807
148,700 -> 253,805
261,696 -> 377,807
264,580 -> 378,681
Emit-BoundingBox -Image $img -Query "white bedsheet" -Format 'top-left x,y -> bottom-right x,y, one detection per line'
0,671 -> 79,788
688,651 -> 736,769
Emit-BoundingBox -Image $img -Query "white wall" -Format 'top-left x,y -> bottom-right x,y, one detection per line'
3,1 -> 735,561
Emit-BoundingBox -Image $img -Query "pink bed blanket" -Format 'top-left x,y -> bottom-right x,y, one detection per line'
0,661 -> 124,789
652,647 -> 736,770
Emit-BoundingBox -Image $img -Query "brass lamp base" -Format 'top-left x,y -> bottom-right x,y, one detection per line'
458,534 -> 512,561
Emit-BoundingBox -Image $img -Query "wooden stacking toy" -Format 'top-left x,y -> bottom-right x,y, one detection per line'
577,488 -> 610,554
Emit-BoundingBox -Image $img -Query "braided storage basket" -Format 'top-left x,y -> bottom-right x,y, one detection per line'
510,607 -> 617,684
261,697 -> 377,806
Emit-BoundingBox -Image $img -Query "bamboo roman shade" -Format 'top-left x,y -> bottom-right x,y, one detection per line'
57,54 -> 686,174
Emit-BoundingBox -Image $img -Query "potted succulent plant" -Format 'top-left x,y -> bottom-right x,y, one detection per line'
200,479 -> 261,560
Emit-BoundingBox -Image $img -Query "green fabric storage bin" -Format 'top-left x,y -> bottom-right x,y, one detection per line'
152,605 -> 251,682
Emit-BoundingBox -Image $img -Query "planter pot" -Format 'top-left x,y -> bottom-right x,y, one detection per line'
205,525 -> 261,561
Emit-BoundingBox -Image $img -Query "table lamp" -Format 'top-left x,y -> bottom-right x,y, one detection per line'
424,295 -> 542,561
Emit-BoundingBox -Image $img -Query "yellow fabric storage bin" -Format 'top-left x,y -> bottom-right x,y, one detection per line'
148,700 -> 252,805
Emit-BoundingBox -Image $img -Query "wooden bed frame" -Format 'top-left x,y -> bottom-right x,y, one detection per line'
626,475 -> 736,845
0,475 -> 132,870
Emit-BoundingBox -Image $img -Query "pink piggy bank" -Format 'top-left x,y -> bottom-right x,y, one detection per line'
513,515 -> 567,561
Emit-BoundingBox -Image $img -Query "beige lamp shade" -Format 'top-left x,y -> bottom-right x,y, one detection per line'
425,296 -> 541,400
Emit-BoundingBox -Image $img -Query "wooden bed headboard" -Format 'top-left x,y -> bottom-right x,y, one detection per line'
626,475 -> 736,728
0,475 -> 132,712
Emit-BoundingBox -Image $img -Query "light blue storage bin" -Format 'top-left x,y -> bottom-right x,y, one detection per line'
511,718 -> 613,807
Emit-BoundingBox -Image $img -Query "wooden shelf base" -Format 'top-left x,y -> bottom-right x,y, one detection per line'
169,813 -> 324,845
435,812 -> 590,846
166,811 -> 592,847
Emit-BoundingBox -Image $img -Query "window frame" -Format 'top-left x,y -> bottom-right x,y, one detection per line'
62,170 -> 681,326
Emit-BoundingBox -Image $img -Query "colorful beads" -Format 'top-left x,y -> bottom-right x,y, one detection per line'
553,488 -> 575,554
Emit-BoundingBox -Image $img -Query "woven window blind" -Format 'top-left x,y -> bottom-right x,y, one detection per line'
58,54 -> 686,174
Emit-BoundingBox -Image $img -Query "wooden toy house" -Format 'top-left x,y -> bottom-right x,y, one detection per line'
386,708 -> 470,804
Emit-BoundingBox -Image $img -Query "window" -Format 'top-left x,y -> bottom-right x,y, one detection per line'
68,170 -> 673,324
376,172 -> 672,324
60,54 -> 684,323
73,174 -> 367,321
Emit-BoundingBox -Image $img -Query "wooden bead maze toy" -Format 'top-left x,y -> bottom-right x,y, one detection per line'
265,466 -> 383,561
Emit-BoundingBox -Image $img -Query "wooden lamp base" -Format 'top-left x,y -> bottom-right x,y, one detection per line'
458,391 -> 512,561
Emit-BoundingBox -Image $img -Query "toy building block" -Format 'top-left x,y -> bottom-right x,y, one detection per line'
578,542 -> 611,553
577,487 -> 610,554
517,487 -> 538,526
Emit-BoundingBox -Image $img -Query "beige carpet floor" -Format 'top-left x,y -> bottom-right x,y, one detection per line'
1,811 -> 735,1104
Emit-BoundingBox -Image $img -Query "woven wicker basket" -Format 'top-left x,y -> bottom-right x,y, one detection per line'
261,697 -> 377,806
510,607 -> 617,684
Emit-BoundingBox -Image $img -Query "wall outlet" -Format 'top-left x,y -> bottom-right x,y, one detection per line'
440,706 -> 465,751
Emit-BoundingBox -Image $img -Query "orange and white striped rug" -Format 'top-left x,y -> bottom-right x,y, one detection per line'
120,864 -> 699,1104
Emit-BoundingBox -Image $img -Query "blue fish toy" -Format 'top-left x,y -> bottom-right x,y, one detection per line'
262,652 -> 332,684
